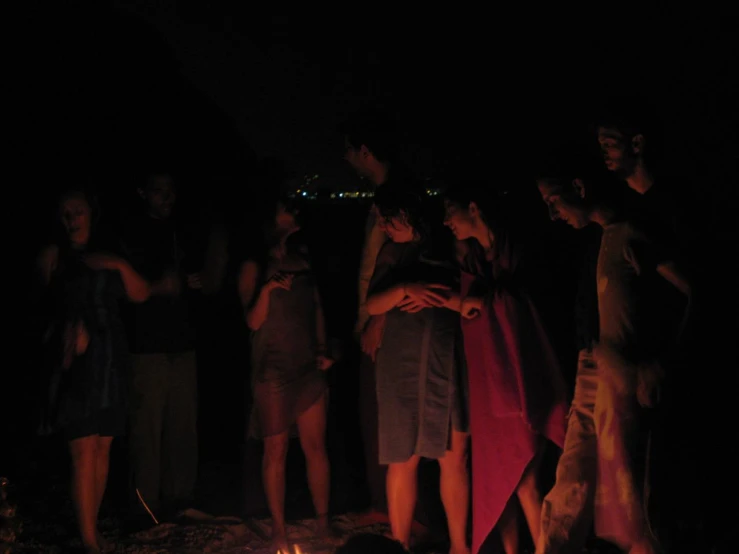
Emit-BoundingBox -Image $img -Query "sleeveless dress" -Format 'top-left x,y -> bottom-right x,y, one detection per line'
39,253 -> 128,438
248,244 -> 328,438
371,240 -> 467,464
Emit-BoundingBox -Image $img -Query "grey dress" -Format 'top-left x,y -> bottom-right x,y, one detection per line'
248,243 -> 327,438
371,240 -> 467,464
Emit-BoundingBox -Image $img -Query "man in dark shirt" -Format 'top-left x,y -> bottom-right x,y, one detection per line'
594,104 -> 714,549
122,172 -> 200,524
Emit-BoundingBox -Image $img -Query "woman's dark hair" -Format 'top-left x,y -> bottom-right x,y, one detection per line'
242,192 -> 301,264
373,185 -> 430,240
443,181 -> 507,236
373,185 -> 454,262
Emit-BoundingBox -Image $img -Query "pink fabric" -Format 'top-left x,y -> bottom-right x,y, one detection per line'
461,264 -> 568,553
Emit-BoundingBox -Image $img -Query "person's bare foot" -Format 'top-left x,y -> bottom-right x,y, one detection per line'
315,514 -> 341,542
271,526 -> 290,554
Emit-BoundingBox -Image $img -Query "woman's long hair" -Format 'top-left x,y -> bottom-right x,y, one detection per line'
242,192 -> 303,266
443,181 -> 510,240
372,185 -> 453,262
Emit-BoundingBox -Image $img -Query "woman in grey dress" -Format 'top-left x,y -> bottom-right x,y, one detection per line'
237,197 -> 333,553
366,187 -> 470,554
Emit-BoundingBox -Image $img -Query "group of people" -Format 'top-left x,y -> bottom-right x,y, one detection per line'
342,105 -> 697,554
34,101 -> 703,554
36,174 -> 204,553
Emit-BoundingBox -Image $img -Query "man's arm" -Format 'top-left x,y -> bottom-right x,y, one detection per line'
356,207 -> 388,333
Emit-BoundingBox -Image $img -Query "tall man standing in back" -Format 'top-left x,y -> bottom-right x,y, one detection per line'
121,171 -> 201,527
340,109 -> 425,523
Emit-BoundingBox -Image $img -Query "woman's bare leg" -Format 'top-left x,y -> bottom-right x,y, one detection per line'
296,393 -> 331,534
498,496 -> 520,554
438,430 -> 471,554
69,435 -> 100,552
386,455 -> 421,549
263,431 -> 290,551
94,436 -> 113,550
517,440 -> 545,546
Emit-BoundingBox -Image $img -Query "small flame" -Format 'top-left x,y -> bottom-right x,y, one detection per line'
275,544 -> 307,554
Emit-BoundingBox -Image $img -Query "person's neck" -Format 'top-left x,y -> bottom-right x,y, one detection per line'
591,205 -> 621,228
367,161 -> 390,187
473,225 -> 495,254
625,162 -> 654,195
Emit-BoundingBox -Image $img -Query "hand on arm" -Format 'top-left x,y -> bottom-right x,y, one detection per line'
459,295 -> 483,319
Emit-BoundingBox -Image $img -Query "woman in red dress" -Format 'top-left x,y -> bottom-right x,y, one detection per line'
443,186 -> 568,554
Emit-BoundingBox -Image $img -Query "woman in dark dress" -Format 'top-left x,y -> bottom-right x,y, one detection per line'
237,197 -> 333,554
36,190 -> 158,553
366,187 -> 470,554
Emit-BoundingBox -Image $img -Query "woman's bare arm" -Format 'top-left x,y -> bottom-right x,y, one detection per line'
366,283 -> 407,315
116,259 -> 152,303
314,285 -> 327,353
239,260 -> 283,331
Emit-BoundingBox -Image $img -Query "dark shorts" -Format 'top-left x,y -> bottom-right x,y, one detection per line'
63,407 -> 126,442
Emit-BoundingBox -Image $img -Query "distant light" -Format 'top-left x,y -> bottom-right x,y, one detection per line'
302,192 -> 307,196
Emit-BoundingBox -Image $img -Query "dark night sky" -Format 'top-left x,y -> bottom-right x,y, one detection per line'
15,2 -> 737,199
99,4 -> 739,180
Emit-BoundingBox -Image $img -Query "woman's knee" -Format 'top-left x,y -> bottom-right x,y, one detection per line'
263,435 -> 289,465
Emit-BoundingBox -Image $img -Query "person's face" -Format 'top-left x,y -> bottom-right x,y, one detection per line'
443,199 -> 482,240
383,212 -> 415,243
140,175 -> 176,219
597,126 -> 638,174
275,201 -> 300,234
60,196 -> 92,247
537,179 -> 591,229
343,137 -> 371,178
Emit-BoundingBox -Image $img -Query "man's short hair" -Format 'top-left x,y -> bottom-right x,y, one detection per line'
339,106 -> 399,162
